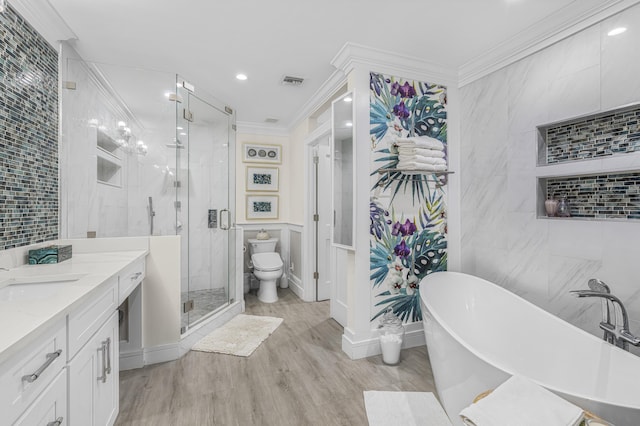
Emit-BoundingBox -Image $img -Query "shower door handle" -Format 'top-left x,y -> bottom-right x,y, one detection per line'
219,209 -> 230,230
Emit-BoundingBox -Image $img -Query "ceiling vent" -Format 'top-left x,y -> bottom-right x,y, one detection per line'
265,118 -> 279,124
281,75 -> 304,86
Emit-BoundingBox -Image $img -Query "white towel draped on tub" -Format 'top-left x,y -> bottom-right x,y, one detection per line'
459,375 -> 584,426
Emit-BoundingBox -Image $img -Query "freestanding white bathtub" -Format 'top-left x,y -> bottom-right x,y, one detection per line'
420,271 -> 640,426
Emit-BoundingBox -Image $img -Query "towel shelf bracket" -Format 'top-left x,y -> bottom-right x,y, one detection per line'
375,169 -> 454,187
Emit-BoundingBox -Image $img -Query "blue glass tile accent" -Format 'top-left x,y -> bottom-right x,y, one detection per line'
0,4 -> 58,250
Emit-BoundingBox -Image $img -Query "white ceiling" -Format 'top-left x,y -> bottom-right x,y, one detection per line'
29,0 -> 633,129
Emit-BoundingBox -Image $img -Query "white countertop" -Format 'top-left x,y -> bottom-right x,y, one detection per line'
0,250 -> 147,364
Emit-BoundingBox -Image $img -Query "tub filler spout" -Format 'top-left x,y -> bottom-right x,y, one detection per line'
571,288 -> 640,350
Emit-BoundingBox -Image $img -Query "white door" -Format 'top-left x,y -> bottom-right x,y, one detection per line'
316,141 -> 332,301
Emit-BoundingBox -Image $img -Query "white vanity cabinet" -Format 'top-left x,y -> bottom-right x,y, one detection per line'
67,312 -> 119,426
13,369 -> 67,426
0,248 -> 147,426
0,319 -> 67,425
67,275 -> 119,426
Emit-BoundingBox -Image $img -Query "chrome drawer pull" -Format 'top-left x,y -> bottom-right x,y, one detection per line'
105,337 -> 111,374
98,341 -> 107,383
130,272 -> 142,281
47,416 -> 63,426
22,349 -> 62,383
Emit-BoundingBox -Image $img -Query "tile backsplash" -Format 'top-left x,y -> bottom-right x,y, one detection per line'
0,5 -> 59,250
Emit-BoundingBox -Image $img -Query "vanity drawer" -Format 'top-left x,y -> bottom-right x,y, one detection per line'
0,319 -> 66,425
118,259 -> 145,304
13,369 -> 67,426
68,275 -> 117,360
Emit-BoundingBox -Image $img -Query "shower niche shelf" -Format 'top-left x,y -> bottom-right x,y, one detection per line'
95,128 -> 122,187
97,129 -> 121,157
535,103 -> 640,221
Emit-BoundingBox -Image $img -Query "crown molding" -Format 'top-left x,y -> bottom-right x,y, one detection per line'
236,121 -> 290,137
331,42 -> 458,86
8,0 -> 77,47
459,0 -> 640,87
287,68 -> 347,133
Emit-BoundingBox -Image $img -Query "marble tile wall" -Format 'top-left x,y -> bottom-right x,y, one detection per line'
0,5 -> 58,250
460,4 -> 640,355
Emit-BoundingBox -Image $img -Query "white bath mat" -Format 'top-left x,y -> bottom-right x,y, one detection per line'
191,314 -> 283,357
364,391 -> 452,426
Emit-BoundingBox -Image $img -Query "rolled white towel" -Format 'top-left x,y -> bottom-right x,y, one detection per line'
398,154 -> 447,165
397,147 -> 445,158
395,136 -> 444,151
459,375 -> 584,426
397,162 -> 447,172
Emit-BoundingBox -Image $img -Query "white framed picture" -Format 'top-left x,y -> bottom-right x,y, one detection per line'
246,195 -> 279,220
246,166 -> 279,192
243,143 -> 281,164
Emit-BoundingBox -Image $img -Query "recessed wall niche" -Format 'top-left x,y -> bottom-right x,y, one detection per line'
536,103 -> 640,221
0,4 -> 59,249
538,104 -> 640,166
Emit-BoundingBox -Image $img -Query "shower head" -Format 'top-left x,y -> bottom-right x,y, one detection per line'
588,278 -> 611,294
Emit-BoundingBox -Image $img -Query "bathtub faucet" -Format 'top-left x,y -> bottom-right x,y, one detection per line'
570,289 -> 640,351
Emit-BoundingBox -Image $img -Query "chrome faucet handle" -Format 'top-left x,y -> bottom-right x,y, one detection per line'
620,330 -> 640,347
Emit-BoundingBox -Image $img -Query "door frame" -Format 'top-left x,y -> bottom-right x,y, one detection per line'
303,121 -> 331,302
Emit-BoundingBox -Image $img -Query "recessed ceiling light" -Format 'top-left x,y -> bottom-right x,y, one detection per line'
236,73 -> 248,81
608,27 -> 627,36
345,121 -> 353,127
343,96 -> 352,103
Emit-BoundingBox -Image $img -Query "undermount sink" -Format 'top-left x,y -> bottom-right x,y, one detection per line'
0,273 -> 85,302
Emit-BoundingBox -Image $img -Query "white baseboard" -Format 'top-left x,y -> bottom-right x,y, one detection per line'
119,350 -> 144,371
341,325 -> 426,360
287,275 -> 305,300
143,343 -> 181,365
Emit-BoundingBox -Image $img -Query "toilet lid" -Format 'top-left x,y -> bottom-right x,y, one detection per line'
251,253 -> 283,271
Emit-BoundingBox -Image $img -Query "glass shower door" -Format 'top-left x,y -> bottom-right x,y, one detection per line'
177,82 -> 235,331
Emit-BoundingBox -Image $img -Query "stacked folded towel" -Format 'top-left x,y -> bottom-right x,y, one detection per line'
393,136 -> 447,172
459,375 -> 585,426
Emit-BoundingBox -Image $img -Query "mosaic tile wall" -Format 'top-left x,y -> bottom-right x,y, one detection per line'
546,172 -> 640,219
545,105 -> 640,164
0,5 -> 59,250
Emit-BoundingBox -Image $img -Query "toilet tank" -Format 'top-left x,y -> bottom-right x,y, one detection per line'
248,238 -> 278,254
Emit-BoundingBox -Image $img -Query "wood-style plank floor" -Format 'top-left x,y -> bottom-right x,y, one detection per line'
116,288 -> 436,425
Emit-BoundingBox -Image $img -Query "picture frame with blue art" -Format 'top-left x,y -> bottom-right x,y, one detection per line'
246,166 -> 279,192
246,194 -> 279,220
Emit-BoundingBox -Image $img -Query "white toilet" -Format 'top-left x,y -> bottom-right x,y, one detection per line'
248,237 -> 283,303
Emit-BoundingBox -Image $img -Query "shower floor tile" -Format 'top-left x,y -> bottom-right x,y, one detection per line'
181,288 -> 228,328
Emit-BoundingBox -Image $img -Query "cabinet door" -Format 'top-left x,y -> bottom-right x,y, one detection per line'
68,312 -> 119,426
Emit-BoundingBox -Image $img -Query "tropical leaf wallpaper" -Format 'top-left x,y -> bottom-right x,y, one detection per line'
369,72 -> 448,323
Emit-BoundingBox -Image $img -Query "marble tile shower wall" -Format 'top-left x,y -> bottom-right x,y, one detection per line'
546,107 -> 640,164
547,172 -> 640,219
460,5 -> 640,357
0,5 -> 58,250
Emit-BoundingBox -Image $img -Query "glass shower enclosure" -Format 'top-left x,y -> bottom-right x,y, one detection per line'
59,49 -> 236,333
